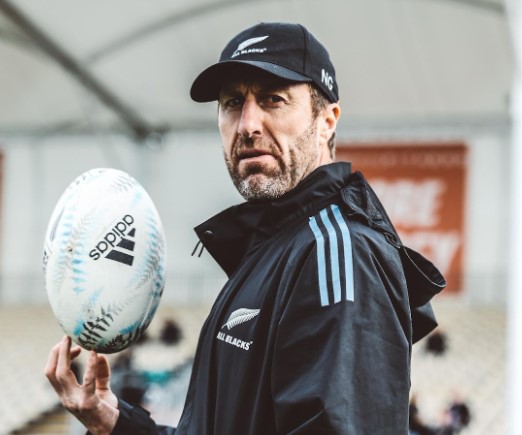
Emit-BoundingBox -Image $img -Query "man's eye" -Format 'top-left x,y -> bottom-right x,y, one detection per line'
266,95 -> 284,104
223,97 -> 243,108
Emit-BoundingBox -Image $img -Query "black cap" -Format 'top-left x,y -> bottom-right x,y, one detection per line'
190,22 -> 339,103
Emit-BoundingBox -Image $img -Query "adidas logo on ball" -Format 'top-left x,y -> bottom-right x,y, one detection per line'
89,214 -> 136,266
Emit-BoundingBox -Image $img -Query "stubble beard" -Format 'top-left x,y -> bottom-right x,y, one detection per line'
225,122 -> 319,201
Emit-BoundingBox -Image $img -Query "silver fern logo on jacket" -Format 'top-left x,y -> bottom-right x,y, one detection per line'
216,308 -> 260,351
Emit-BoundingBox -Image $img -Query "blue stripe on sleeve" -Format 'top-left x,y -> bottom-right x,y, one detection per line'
331,204 -> 355,302
308,216 -> 330,306
319,208 -> 341,304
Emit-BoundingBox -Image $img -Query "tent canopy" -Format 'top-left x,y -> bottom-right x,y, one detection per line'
0,0 -> 513,141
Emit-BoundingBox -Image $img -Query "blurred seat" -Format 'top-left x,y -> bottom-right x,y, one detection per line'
411,298 -> 506,435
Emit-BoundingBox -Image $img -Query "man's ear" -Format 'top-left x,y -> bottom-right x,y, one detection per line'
319,102 -> 341,145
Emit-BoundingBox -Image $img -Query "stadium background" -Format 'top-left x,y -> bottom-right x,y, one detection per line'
0,0 -> 518,434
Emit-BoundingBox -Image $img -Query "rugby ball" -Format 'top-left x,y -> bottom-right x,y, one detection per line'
43,168 -> 166,354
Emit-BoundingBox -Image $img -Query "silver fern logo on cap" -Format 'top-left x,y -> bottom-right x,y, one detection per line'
231,36 -> 269,58
222,308 -> 260,330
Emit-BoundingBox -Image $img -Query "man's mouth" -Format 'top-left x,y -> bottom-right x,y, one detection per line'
237,149 -> 276,164
238,148 -> 271,158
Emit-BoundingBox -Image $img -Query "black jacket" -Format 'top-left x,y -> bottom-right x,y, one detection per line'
112,162 -> 445,434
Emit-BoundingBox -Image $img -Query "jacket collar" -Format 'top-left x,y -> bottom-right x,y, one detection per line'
195,162 -> 352,276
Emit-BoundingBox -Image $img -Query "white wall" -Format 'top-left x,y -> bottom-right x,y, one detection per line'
0,127 -> 511,305
463,133 -> 511,304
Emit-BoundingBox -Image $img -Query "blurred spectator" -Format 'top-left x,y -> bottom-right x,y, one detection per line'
425,329 -> 448,356
110,351 -> 148,407
160,318 -> 183,345
409,395 -> 436,435
445,398 -> 471,433
409,395 -> 471,435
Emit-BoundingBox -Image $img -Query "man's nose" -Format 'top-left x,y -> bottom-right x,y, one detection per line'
238,99 -> 263,138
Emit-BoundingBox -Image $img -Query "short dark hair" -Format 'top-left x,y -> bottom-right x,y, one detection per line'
309,84 -> 336,160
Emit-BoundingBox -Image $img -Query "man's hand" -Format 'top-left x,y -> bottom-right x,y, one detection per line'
45,336 -> 119,435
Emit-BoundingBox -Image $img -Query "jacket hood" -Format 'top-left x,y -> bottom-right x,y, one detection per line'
341,170 -> 446,343
195,162 -> 445,343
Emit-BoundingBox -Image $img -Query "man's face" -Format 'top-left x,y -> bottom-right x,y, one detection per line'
218,75 -> 336,201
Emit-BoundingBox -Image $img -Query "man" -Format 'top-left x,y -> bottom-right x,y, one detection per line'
45,22 -> 445,434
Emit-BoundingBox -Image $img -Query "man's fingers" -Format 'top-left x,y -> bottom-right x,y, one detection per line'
55,336 -> 81,389
95,355 -> 118,409
70,345 -> 82,361
44,339 -> 64,392
45,340 -> 62,376
82,350 -> 99,395
57,335 -> 72,368
95,355 -> 111,391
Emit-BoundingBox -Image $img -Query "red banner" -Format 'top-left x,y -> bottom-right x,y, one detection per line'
337,143 -> 467,293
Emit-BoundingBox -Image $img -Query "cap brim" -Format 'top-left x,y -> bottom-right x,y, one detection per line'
190,60 -> 311,102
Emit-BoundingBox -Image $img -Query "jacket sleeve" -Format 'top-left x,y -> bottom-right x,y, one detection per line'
271,222 -> 412,435
96,399 -> 176,435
